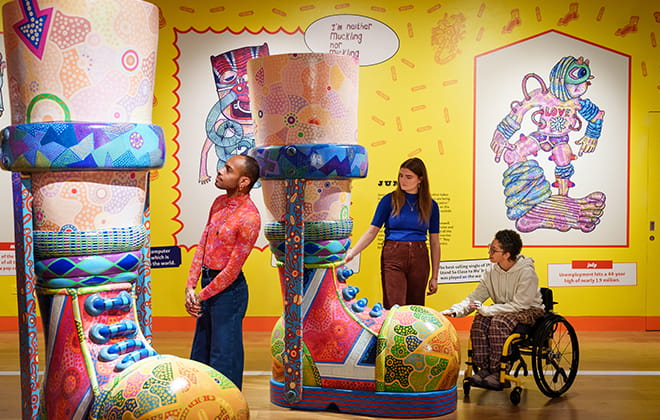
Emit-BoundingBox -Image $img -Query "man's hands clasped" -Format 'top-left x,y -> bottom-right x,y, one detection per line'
185,286 -> 202,318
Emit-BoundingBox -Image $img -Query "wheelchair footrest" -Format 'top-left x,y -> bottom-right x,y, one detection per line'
466,376 -> 512,391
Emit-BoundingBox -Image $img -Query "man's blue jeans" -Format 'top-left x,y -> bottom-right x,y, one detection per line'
190,268 -> 248,389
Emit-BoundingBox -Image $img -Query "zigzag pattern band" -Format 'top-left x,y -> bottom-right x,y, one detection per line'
0,122 -> 166,171
36,251 -> 142,279
270,238 -> 350,265
250,144 -> 368,179
37,271 -> 139,289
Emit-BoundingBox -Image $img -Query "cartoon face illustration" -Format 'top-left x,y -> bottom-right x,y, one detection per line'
210,43 -> 269,121
549,56 -> 594,101
199,44 -> 270,186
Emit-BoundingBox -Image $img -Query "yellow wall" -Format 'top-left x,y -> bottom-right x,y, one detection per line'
0,0 -> 658,324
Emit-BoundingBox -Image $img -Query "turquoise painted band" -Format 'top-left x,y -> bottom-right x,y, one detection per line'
249,144 -> 368,179
0,122 -> 165,171
34,226 -> 148,258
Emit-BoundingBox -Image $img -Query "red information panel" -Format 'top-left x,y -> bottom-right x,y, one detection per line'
571,260 -> 613,269
0,243 -> 16,275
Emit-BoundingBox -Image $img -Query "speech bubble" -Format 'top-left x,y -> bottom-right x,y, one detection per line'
305,14 -> 399,66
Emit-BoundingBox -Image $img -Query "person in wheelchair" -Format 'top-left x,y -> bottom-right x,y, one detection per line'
442,229 -> 545,390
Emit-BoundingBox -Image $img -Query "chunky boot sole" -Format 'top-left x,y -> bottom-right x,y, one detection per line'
270,378 -> 457,418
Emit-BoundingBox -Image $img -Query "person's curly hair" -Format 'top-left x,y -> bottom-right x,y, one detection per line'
495,229 -> 523,261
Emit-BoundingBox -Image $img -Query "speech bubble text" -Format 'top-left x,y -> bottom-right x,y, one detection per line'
305,14 -> 399,66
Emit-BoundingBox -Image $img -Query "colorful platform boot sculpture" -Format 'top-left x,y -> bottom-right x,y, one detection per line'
248,53 -> 460,418
0,1 -> 247,418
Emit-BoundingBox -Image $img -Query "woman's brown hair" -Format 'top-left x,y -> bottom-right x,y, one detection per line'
391,157 -> 433,223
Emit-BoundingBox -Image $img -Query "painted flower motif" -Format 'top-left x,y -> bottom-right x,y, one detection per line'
34,209 -> 45,224
330,320 -> 348,340
550,116 -> 567,132
61,367 -> 80,398
129,132 -> 144,148
284,112 -> 298,128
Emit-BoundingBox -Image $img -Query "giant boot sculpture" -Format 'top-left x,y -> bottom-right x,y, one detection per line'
0,0 -> 247,418
248,53 -> 460,418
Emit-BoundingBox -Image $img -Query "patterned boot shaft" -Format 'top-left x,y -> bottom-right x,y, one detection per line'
2,0 -> 160,125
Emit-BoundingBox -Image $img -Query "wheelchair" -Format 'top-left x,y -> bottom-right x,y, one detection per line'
462,288 -> 579,405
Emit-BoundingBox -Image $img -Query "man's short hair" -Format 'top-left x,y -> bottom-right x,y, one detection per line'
239,155 -> 260,191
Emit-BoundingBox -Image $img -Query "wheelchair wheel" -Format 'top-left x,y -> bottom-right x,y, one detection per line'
531,315 -> 579,397
509,386 -> 522,405
463,378 -> 471,396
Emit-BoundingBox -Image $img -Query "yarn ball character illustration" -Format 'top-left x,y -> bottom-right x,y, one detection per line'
490,55 -> 606,233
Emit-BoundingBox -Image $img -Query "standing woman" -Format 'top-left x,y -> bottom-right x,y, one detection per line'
345,157 -> 440,308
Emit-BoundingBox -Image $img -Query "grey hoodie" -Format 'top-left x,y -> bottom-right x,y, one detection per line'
446,255 -> 544,317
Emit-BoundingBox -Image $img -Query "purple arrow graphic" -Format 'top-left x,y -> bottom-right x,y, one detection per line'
13,0 -> 53,60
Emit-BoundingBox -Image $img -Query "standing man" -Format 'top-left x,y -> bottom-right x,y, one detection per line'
185,154 -> 261,390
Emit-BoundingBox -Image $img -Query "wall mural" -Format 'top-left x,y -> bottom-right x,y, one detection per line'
174,15 -> 400,249
474,31 -> 629,246
490,55 -> 606,233
174,30 -> 306,248
198,43 -> 269,186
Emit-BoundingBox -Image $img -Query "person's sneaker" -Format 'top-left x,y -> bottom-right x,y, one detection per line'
469,368 -> 490,386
